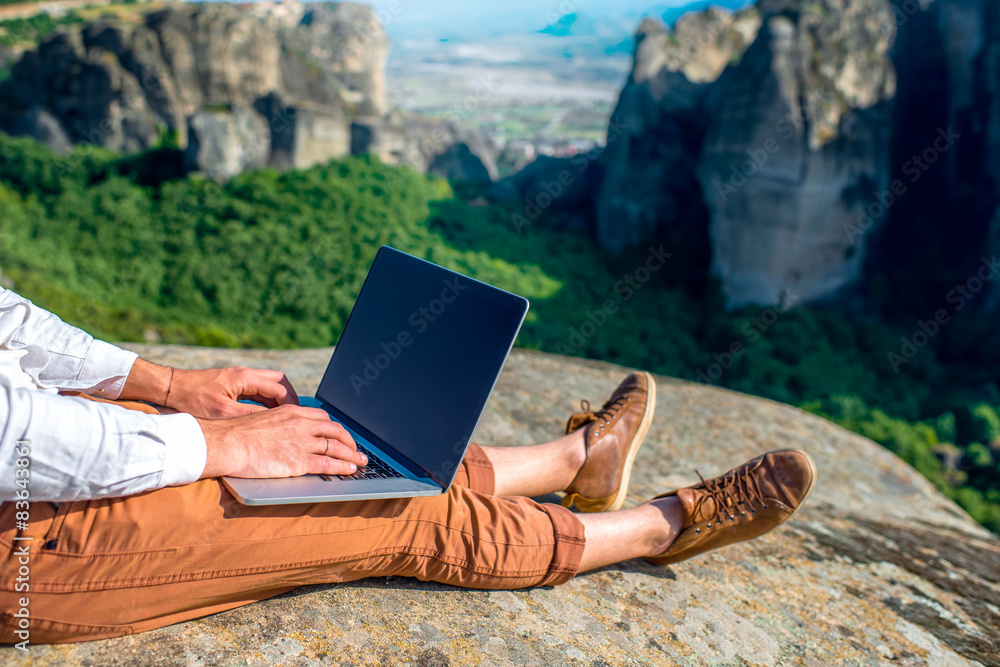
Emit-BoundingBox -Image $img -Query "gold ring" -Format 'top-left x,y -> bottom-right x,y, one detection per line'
324,439 -> 330,456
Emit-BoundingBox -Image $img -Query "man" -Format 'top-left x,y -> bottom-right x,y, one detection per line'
0,287 -> 815,643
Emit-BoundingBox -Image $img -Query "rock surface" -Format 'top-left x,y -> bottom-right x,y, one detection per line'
3,345 -> 998,666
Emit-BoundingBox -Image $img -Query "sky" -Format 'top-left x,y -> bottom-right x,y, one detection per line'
357,0 -> 755,39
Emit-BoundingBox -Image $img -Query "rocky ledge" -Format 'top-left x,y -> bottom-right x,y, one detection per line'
4,346 -> 999,666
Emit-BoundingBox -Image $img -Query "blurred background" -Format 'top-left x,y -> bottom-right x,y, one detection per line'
0,0 -> 998,533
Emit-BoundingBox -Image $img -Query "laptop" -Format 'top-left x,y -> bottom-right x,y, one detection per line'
223,246 -> 529,505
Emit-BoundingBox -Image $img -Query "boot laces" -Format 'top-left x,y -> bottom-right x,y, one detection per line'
574,396 -> 628,427
691,463 -> 767,525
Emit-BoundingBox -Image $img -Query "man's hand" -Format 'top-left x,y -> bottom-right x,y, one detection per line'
121,359 -> 299,419
198,405 -> 368,479
167,367 -> 299,418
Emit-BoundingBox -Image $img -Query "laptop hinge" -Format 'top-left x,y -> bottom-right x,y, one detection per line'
316,399 -> 433,483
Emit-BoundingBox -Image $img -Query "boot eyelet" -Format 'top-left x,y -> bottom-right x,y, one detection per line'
695,528 -> 700,534
762,505 -> 768,510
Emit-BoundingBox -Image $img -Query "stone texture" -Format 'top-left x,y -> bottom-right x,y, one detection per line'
184,105 -> 271,178
880,0 -> 1000,317
0,2 -> 493,180
595,8 -> 760,253
3,346 -> 996,666
499,0 -> 1000,312
291,2 -> 388,118
697,0 -> 897,308
351,109 -> 498,181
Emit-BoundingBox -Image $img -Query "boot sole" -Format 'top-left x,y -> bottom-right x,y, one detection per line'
569,371 -> 657,513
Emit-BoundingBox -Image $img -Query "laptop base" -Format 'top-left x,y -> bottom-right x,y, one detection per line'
223,475 -> 441,506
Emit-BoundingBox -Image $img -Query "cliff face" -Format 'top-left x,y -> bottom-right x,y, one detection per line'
505,0 -> 999,311
0,2 -> 495,182
698,0 -> 895,308
877,0 -> 1000,313
352,109 -> 500,183
593,0 -> 896,308
2,346 -> 995,665
594,8 -> 760,253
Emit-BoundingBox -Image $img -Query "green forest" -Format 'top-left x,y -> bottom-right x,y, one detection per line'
1,134 -> 998,532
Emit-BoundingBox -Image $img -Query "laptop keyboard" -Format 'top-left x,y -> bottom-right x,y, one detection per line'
317,442 -> 405,482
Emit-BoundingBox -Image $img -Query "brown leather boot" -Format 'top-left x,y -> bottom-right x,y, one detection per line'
562,371 -> 656,512
647,449 -> 816,565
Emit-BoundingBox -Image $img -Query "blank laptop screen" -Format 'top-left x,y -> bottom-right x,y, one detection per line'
316,247 -> 528,488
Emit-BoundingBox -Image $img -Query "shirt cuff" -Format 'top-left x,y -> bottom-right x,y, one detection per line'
83,341 -> 139,399
155,413 -> 208,487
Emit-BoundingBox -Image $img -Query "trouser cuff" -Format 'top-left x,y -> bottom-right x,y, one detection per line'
538,503 -> 586,586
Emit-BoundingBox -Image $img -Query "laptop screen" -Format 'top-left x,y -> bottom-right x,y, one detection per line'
316,247 -> 528,489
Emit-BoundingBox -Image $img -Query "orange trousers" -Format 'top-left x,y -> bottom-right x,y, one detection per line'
0,396 -> 585,643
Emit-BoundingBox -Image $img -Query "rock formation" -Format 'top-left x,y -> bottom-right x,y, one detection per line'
590,0 -> 898,308
874,0 -> 1000,314
486,7 -> 761,248
184,105 -> 272,178
595,8 -> 760,253
698,0 -> 896,308
2,345 -> 995,665
352,110 -> 498,184
0,2 -> 496,181
499,0 -> 1000,311
291,2 -> 388,117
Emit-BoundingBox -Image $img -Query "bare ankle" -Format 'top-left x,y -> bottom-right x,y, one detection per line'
646,497 -> 685,556
564,429 -> 587,482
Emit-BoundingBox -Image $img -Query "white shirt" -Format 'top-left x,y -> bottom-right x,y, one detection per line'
0,289 -> 206,502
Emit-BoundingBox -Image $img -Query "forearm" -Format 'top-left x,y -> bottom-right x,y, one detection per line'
119,358 -> 174,406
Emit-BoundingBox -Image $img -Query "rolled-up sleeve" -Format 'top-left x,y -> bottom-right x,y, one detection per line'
0,288 -> 138,398
0,289 -> 207,501
0,376 -> 207,501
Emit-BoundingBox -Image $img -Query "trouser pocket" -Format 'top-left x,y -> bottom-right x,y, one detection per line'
39,502 -> 71,552
0,501 -> 61,557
